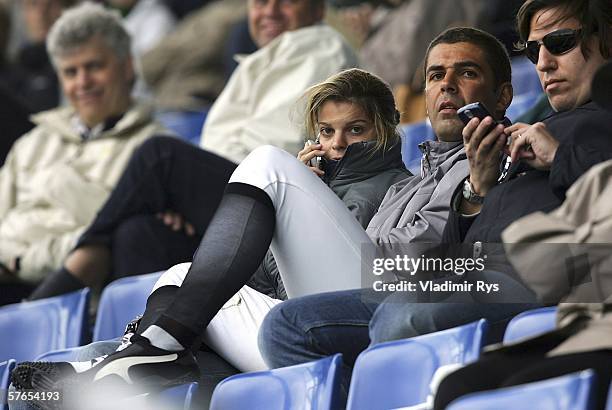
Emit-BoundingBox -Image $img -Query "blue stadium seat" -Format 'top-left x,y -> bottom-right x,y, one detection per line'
346,319 -> 488,410
446,370 -> 597,410
506,92 -> 544,122
93,271 -> 163,341
35,347 -> 80,362
1,359 -> 16,410
399,121 -> 436,174
503,306 -> 557,344
0,289 -> 90,362
210,354 -> 344,410
511,57 -> 542,97
156,109 -> 209,146
149,382 -> 199,410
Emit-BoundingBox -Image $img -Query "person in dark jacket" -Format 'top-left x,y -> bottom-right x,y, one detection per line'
2,0 -> 78,113
12,69 -> 411,398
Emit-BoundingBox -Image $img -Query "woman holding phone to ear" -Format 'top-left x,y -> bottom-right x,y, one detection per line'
13,68 -> 411,396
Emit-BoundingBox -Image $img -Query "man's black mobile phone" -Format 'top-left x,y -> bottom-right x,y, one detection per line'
457,102 -> 511,127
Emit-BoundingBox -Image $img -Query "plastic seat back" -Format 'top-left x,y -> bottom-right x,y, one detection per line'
149,382 -> 199,410
447,370 -> 597,410
0,289 -> 90,362
210,354 -> 344,410
399,121 -> 436,174
156,110 -> 209,146
503,306 -> 557,344
93,271 -> 162,341
511,57 -> 542,97
1,359 -> 16,410
347,319 -> 488,410
35,347 -> 80,362
506,92 -> 543,121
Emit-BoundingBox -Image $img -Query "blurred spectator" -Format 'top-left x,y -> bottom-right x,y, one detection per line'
223,17 -> 258,81
327,0 -> 400,47
330,0 -> 524,123
0,2 -> 168,304
0,2 -> 34,167
352,0 -> 518,89
104,0 -> 176,99
1,0 -> 78,113
141,0 -> 246,111
200,0 -> 359,163
0,85 -> 34,167
162,0 -> 210,19
105,0 -> 176,59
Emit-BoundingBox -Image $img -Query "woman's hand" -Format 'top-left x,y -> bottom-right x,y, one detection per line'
156,210 -> 196,236
297,142 -> 325,177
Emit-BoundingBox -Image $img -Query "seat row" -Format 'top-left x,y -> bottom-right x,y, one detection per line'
209,311 -> 577,410
0,270 -> 579,410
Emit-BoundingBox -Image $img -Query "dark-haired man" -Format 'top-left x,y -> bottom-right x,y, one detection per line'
260,0 -> 612,390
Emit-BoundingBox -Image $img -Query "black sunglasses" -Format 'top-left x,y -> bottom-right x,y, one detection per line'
524,28 -> 582,64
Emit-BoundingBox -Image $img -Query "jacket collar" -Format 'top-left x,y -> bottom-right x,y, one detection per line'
326,139 -> 405,185
30,101 -> 154,143
418,139 -> 464,178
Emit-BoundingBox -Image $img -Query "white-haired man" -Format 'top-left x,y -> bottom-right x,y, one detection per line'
0,2 -> 167,304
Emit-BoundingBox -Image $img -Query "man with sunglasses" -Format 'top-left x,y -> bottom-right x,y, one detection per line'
459,0 -> 611,219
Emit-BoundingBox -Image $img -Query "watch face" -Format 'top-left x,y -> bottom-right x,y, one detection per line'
463,179 -> 483,204
462,179 -> 472,200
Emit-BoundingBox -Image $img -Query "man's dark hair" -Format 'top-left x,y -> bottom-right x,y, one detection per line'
517,0 -> 612,60
423,27 -> 512,90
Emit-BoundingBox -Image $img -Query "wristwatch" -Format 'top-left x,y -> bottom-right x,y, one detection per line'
462,178 -> 485,205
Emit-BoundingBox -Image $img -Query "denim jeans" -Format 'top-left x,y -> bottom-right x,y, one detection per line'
258,271 -> 541,394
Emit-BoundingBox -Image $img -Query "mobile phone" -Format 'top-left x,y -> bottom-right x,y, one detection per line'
457,102 -> 511,128
458,102 -> 512,153
305,136 -> 323,169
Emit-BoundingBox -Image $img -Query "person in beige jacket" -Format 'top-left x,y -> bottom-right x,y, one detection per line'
0,2 -> 166,303
200,0 -> 359,164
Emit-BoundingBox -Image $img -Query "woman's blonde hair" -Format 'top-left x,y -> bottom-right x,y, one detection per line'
303,68 -> 401,153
